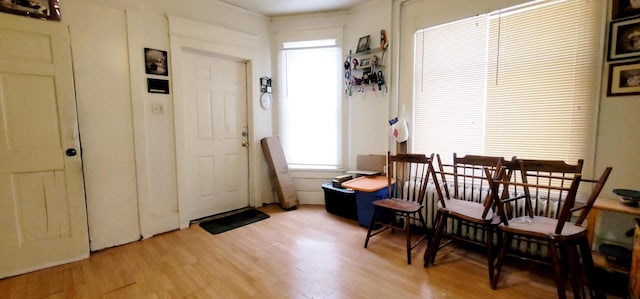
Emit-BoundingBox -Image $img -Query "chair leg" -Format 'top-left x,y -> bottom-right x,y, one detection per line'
424,211 -> 446,267
417,210 -> 430,242
577,236 -> 599,298
566,242 -> 583,299
486,225 -> 494,285
364,206 -> 379,248
405,213 -> 412,265
549,241 -> 567,299
492,231 -> 510,290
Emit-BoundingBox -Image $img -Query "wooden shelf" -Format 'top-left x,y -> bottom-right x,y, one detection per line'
594,197 -> 640,215
353,47 -> 386,56
587,197 -> 640,248
593,250 -> 630,275
355,65 -> 385,71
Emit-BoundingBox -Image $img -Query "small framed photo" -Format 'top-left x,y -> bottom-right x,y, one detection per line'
144,48 -> 169,76
609,18 -> 640,61
607,60 -> 640,96
0,0 -> 60,21
613,0 -> 640,20
358,57 -> 371,69
356,35 -> 370,53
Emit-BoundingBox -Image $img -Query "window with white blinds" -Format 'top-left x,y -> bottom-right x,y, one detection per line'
414,0 -> 603,162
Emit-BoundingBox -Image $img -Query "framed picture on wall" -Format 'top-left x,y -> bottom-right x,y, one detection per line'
359,57 -> 371,69
356,35 -> 370,53
0,0 -> 60,21
608,60 -> 640,96
144,48 -> 169,76
609,17 -> 640,61
147,78 -> 170,94
613,0 -> 640,20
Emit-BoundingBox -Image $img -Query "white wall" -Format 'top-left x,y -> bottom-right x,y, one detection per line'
60,0 -> 272,250
65,0 -> 140,250
594,4 -> 640,247
344,0 -> 392,169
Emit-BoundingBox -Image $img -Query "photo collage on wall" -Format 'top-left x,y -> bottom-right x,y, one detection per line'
608,0 -> 640,96
145,48 -> 170,94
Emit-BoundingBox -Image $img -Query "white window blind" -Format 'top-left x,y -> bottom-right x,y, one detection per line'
484,0 -> 602,161
280,43 -> 341,168
414,16 -> 488,158
414,0 -> 603,163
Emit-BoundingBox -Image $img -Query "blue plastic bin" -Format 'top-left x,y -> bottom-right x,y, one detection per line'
355,186 -> 391,227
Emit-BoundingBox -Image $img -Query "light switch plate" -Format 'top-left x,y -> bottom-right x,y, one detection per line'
152,103 -> 164,114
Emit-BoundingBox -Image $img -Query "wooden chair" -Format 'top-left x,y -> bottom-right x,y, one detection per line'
566,166 -> 613,298
423,153 -> 511,285
490,160 -> 611,298
364,152 -> 442,264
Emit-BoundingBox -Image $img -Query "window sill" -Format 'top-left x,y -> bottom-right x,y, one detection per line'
288,167 -> 345,179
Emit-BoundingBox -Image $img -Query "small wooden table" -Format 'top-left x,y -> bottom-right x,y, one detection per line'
341,175 -> 392,192
587,197 -> 640,274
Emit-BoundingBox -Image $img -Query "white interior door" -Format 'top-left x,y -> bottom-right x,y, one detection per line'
0,16 -> 88,278
180,50 -> 249,222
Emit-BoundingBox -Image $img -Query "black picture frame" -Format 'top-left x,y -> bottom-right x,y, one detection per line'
607,60 -> 640,96
613,0 -> 640,20
144,48 -> 169,76
609,17 -> 640,61
0,0 -> 60,21
356,35 -> 370,53
147,78 -> 170,94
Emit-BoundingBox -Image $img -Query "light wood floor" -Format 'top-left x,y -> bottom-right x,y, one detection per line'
1,204 -> 583,298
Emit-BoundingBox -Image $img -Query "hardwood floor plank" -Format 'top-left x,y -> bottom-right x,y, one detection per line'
1,204 -> 582,298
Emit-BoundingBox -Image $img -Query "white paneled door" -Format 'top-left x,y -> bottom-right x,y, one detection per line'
0,16 -> 88,278
180,50 -> 250,222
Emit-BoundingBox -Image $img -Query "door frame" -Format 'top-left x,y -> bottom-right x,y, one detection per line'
168,15 -> 261,228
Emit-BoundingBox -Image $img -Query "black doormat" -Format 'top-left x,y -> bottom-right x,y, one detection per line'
199,209 -> 270,234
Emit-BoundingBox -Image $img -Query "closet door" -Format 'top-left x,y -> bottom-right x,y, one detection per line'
0,15 -> 88,278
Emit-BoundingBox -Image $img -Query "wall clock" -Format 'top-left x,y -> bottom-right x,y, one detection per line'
260,93 -> 272,109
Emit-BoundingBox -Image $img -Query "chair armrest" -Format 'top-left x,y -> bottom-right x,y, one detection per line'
570,204 -> 586,214
501,194 -> 526,203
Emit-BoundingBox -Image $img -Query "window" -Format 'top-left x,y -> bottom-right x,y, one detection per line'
279,39 -> 341,169
414,0 -> 603,163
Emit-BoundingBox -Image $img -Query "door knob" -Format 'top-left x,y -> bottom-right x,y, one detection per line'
66,148 -> 77,157
242,141 -> 249,147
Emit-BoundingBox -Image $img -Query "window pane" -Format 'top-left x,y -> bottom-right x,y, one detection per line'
281,47 -> 340,168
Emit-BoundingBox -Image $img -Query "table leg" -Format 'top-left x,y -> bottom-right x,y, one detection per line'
586,209 -> 600,249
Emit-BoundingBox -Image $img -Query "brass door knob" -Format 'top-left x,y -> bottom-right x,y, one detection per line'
242,141 -> 249,147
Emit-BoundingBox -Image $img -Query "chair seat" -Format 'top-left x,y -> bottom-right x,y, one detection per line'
437,199 -> 494,222
499,216 -> 586,239
373,198 -> 422,213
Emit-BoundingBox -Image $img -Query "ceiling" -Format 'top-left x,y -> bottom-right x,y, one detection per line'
218,0 -> 372,16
